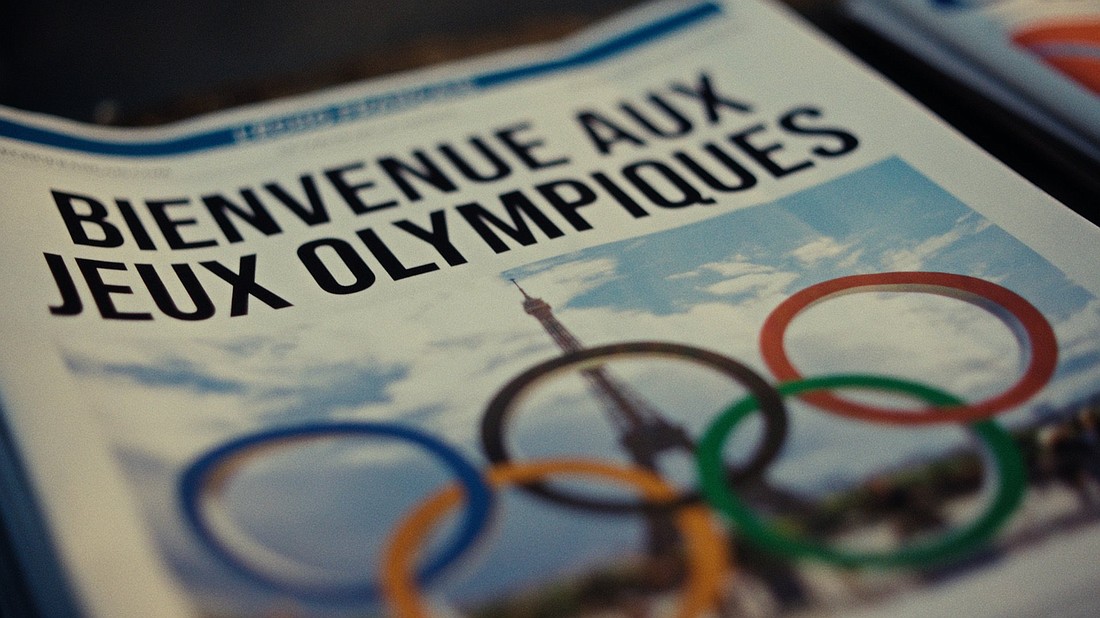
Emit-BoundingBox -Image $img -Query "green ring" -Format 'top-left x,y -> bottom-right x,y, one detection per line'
696,375 -> 1027,569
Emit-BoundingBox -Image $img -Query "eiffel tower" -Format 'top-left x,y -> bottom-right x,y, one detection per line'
512,280 -> 695,563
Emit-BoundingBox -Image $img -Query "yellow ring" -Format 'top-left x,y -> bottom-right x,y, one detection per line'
381,459 -> 731,617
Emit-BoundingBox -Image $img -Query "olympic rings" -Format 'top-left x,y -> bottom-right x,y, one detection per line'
179,422 -> 493,602
178,270 -> 1057,608
380,459 -> 731,618
696,375 -> 1028,569
480,341 -> 788,513
760,272 -> 1058,425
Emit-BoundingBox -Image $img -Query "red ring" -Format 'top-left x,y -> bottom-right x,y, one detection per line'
760,272 -> 1058,425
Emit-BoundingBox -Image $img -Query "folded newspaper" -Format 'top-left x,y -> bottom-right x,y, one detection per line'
847,0 -> 1100,163
2,0 -> 1099,616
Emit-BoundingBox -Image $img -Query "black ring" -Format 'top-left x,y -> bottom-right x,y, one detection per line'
480,341 -> 788,513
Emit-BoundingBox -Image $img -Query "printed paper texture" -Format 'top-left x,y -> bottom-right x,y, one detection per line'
59,158 -> 1100,617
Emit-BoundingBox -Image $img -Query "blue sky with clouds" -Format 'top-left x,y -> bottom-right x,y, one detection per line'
505,157 -> 1089,322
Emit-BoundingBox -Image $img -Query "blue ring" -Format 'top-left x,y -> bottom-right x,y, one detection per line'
179,422 -> 492,603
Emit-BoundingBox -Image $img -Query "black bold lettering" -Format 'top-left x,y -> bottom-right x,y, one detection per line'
438,138 -> 511,182
147,198 -> 218,250
115,199 -> 157,250
393,211 -> 468,267
620,94 -> 693,138
456,192 -> 564,253
576,112 -> 646,155
622,161 -> 716,208
44,253 -> 82,316
356,228 -> 439,281
323,162 -> 398,215
536,179 -> 598,231
591,172 -> 649,218
670,72 -> 753,122
778,107 -> 860,158
264,176 -> 331,226
674,144 -> 757,192
494,122 -> 569,170
201,189 -> 282,243
378,151 -> 457,201
200,255 -> 292,316
76,258 -> 152,321
51,190 -> 124,248
729,125 -> 814,178
136,263 -> 215,321
298,238 -> 376,294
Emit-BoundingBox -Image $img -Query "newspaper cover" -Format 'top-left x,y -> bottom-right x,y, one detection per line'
1,0 -> 1099,616
846,0 -> 1100,163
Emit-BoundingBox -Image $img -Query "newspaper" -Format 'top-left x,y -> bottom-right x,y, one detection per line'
1,0 -> 1099,616
847,0 -> 1100,162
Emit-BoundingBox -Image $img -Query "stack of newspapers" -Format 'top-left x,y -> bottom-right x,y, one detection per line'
1,0 -> 1098,616
848,0 -> 1100,163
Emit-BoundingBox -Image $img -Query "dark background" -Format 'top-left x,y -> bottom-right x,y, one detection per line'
0,0 -> 683,124
0,0 -> 1095,219
0,0 -> 831,125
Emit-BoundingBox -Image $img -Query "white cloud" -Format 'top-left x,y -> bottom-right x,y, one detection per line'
666,270 -> 700,280
698,258 -> 773,278
1025,297 -> 1100,412
881,224 -> 968,271
790,236 -> 853,266
837,247 -> 865,270
705,271 -> 799,299
513,257 -> 619,302
776,291 -> 1025,404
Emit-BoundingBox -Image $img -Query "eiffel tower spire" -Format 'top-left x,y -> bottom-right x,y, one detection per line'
512,280 -> 694,562
512,279 -> 584,353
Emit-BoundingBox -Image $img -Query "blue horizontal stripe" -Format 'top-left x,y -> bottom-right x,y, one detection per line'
0,2 -> 722,158
0,117 -> 236,156
472,2 -> 722,88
